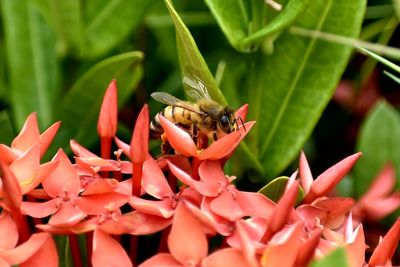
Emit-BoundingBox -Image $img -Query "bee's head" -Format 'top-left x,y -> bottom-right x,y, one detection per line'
218,107 -> 235,134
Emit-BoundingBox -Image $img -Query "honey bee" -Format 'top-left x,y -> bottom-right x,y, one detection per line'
150,76 -> 242,152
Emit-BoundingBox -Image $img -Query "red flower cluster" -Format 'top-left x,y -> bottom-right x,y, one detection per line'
0,80 -> 399,267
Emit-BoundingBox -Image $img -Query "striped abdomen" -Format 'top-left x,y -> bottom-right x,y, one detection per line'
150,105 -> 201,139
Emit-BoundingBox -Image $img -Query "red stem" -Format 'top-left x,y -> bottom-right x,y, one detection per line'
130,236 -> 138,265
100,137 -> 112,159
69,234 -> 83,267
86,232 -> 93,267
132,163 -> 142,197
158,226 -> 171,253
12,210 -> 30,244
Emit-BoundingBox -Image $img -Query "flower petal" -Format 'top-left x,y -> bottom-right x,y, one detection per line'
295,229 -> 322,266
210,190 -> 244,221
0,161 -> 22,210
70,139 -> 98,158
199,121 -> 255,160
0,211 -> 18,250
0,144 -> 19,164
267,180 -> 299,237
92,228 -> 132,267
299,151 -> 313,195
168,203 -> 208,265
19,233 -> 58,267
129,196 -> 175,218
314,197 -> 355,229
21,199 -> 59,218
369,218 -> 400,266
142,158 -> 173,198
261,222 -> 303,267
203,248 -> 249,267
235,104 -> 248,122
0,233 -> 52,265
127,211 -> 172,235
139,253 -> 181,267
362,163 -> 396,200
75,192 -> 128,215
346,224 -> 366,267
304,152 -> 362,203
131,104 -> 150,163
158,115 -> 198,157
362,195 -> 400,220
236,191 -> 275,219
97,79 -> 118,138
38,121 -> 61,159
11,113 -> 40,152
48,202 -> 86,227
9,144 -> 40,193
43,149 -> 81,197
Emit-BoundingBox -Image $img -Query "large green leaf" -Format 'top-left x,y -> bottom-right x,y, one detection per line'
205,0 -> 311,52
248,0 -> 366,178
51,52 -> 143,155
353,101 -> 400,197
310,247 -> 349,267
1,0 -> 59,129
393,0 -> 400,20
0,111 -> 15,144
163,0 -> 226,105
82,0 -> 151,58
31,0 -> 83,56
203,0 -> 249,52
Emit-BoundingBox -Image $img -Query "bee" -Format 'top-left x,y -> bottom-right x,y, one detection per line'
150,76 -> 242,152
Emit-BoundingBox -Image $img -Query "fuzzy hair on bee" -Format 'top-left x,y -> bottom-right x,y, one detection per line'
150,76 -> 242,153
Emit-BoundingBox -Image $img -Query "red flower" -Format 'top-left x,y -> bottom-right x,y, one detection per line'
300,151 -> 362,204
0,112 -> 60,164
0,211 -> 58,266
157,105 -> 254,160
353,164 -> 400,222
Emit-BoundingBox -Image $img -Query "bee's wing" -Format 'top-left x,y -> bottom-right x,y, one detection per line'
151,92 -> 205,115
183,75 -> 212,101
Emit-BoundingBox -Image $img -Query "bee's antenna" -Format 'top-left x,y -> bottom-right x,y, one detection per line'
234,117 -> 246,132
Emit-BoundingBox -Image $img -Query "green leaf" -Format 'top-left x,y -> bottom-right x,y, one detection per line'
258,176 -> 304,204
204,0 -> 311,52
0,111 -> 15,144
203,0 -> 249,52
1,0 -> 59,129
393,0 -> 400,20
242,0 -> 311,49
82,0 -> 151,58
52,51 -> 143,155
31,0 -> 83,56
353,101 -> 400,197
163,0 -> 226,105
310,247 -> 349,267
249,0 -> 366,178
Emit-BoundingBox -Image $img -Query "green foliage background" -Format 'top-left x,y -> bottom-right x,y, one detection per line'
0,0 -> 399,199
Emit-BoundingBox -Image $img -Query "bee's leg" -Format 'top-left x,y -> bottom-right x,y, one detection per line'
235,117 -> 246,132
161,133 -> 172,155
212,132 -> 218,142
192,122 -> 198,146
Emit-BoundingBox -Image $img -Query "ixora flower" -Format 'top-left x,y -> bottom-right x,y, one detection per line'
0,210 -> 58,266
157,104 -> 254,160
0,112 -> 60,164
139,203 -> 256,267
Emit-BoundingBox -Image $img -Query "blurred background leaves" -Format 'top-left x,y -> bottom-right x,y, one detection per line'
0,0 -> 399,197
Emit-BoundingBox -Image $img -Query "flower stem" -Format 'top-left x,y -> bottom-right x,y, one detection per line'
86,232 -> 93,267
132,163 -> 142,196
69,234 -> 83,267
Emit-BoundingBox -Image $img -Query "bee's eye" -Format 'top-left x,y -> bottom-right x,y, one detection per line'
220,115 -> 230,128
